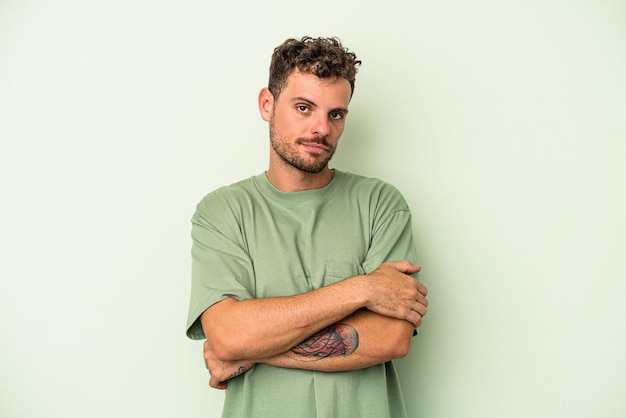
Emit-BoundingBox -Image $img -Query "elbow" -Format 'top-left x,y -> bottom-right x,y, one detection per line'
392,337 -> 412,359
386,326 -> 414,359
210,342 -> 233,362
201,300 -> 249,361
209,335 -> 246,361
203,320 -> 247,361
370,336 -> 411,362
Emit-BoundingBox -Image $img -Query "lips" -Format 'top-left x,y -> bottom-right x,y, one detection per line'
297,139 -> 331,154
301,143 -> 329,154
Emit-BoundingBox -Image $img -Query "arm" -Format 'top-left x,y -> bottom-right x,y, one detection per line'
202,264 -> 428,388
201,260 -> 426,362
203,308 -> 422,388
262,308 -> 416,371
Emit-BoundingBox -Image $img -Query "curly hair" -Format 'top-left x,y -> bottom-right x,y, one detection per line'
268,36 -> 362,99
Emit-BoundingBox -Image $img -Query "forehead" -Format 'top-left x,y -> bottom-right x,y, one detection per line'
279,71 -> 351,107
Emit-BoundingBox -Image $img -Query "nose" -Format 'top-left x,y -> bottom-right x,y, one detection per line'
311,114 -> 330,137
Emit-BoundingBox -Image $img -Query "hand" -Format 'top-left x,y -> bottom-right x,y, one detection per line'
203,339 -> 255,390
361,260 -> 428,327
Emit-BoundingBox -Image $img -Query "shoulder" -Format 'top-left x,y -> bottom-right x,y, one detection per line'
337,171 -> 409,208
193,175 -> 260,221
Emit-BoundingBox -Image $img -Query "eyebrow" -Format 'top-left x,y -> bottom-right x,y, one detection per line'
291,96 -> 349,115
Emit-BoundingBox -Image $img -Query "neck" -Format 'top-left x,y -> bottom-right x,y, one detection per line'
265,163 -> 335,192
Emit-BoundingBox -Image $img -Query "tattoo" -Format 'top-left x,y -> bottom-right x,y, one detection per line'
289,324 -> 359,361
227,366 -> 248,380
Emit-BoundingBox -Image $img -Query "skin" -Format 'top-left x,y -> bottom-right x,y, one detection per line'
201,70 -> 429,389
261,70 -> 350,192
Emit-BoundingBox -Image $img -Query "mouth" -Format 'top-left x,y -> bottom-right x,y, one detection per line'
298,139 -> 331,155
301,143 -> 329,154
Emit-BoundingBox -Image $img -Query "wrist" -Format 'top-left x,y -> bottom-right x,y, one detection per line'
342,274 -> 371,309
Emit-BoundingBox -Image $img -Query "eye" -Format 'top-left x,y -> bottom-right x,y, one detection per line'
329,111 -> 344,120
296,105 -> 310,113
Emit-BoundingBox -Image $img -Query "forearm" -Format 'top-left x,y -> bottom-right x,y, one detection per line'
201,275 -> 369,361
202,260 -> 426,363
202,292 -> 421,388
258,309 -> 415,372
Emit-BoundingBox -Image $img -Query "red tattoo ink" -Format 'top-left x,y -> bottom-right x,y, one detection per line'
291,324 -> 359,360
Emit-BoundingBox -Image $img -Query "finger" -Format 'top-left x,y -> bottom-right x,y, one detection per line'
416,292 -> 428,308
413,301 -> 428,317
407,311 -> 423,328
209,375 -> 229,390
392,260 -> 421,275
417,282 -> 428,296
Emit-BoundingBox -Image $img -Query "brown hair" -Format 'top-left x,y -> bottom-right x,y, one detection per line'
268,36 -> 361,99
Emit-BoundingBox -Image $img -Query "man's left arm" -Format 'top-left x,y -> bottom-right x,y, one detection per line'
265,197 -> 425,372
261,308 -> 417,372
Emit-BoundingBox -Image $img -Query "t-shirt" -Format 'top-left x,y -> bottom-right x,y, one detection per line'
187,170 -> 418,418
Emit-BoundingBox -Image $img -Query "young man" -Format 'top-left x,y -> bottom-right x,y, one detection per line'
186,36 -> 429,418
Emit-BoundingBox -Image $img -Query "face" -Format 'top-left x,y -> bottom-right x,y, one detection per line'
260,71 -> 352,174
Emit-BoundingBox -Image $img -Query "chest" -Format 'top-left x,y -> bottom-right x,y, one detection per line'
242,199 -> 372,297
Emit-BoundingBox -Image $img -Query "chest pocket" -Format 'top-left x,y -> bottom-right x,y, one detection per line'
323,260 -> 366,287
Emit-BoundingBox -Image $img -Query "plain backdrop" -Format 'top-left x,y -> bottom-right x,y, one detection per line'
1,1 -> 625,417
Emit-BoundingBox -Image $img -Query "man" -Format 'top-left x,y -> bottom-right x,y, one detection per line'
186,36 -> 428,418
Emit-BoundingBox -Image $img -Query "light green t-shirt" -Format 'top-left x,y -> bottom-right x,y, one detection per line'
187,170 -> 418,418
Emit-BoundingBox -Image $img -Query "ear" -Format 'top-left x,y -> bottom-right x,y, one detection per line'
258,87 -> 274,122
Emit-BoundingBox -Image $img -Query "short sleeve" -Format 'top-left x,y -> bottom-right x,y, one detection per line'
185,198 -> 255,340
361,184 -> 419,275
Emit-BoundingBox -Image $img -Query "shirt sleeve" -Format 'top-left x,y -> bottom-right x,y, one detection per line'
185,197 -> 255,340
361,184 -> 419,277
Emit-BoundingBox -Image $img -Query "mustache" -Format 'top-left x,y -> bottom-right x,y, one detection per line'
296,136 -> 331,147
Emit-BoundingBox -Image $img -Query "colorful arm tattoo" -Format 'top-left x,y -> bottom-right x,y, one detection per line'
289,323 -> 359,361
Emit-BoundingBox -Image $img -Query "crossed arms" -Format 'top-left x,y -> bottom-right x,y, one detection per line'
201,260 -> 429,389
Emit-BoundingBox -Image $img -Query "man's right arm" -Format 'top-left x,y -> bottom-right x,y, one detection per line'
201,260 -> 426,363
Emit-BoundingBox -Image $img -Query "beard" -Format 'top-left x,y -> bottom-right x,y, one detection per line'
269,124 -> 337,174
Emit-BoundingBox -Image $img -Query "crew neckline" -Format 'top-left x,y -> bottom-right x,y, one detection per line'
253,169 -> 344,204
